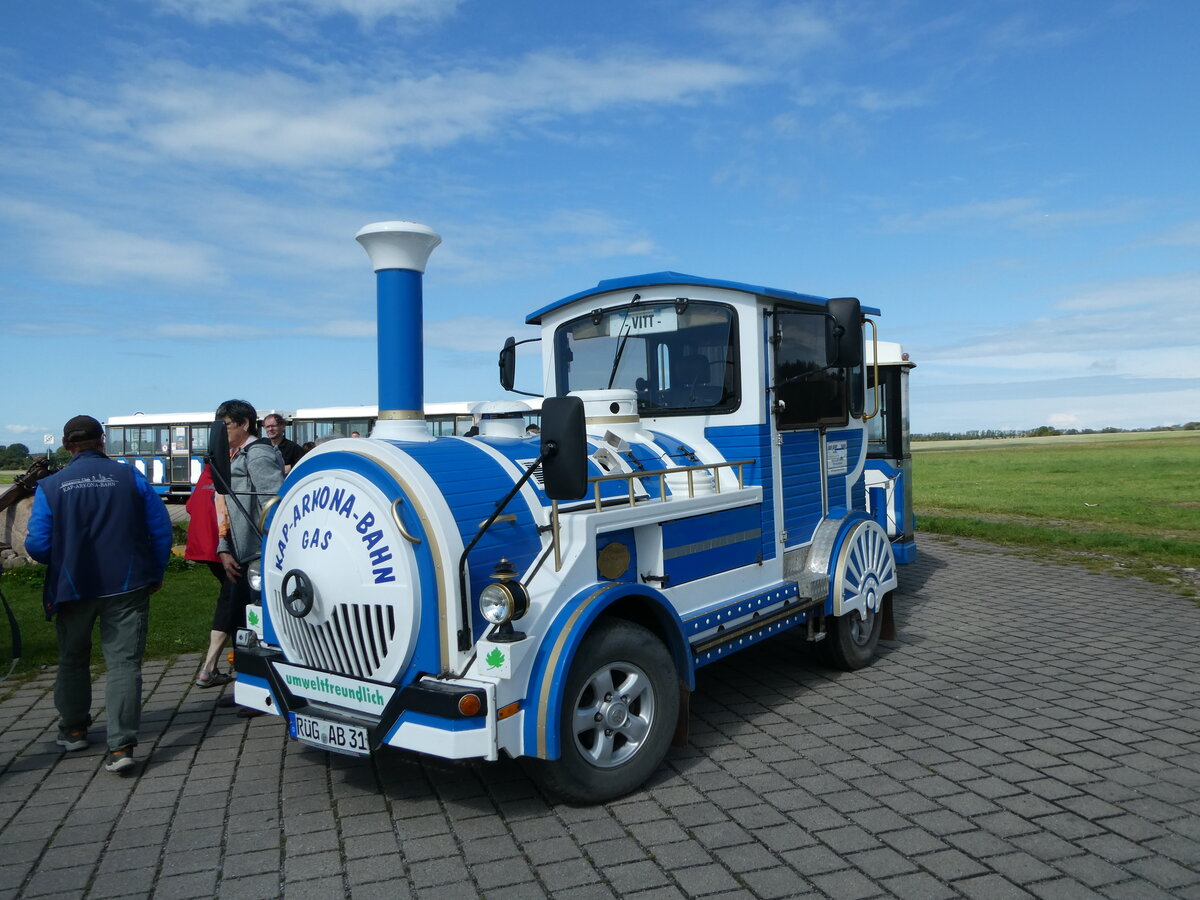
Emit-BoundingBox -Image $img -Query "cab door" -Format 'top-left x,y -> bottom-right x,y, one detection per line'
768,306 -> 849,548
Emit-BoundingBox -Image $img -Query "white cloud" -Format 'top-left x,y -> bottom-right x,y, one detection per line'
982,14 -> 1083,54
1149,220 -> 1200,247
1053,270 -> 1200,312
0,198 -> 219,287
913,270 -> 1200,402
697,3 -> 838,54
149,315 -> 518,351
880,196 -> 1139,234
50,53 -> 753,171
1047,411 -> 1082,428
151,0 -> 461,28
915,382 -> 1200,433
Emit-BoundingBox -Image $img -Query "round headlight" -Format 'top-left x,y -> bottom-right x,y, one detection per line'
248,558 -> 263,594
480,584 -> 513,625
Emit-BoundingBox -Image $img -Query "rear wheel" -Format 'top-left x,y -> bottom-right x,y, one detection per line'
530,618 -> 679,804
818,519 -> 895,671
818,603 -> 883,670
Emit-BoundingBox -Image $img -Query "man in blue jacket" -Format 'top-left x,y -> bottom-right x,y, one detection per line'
26,415 -> 172,773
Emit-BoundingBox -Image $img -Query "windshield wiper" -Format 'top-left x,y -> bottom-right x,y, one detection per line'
605,294 -> 641,389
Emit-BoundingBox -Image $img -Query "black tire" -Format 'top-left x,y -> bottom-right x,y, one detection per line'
818,603 -> 883,671
529,618 -> 679,805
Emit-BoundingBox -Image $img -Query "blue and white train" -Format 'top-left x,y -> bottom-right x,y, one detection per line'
232,221 -> 916,803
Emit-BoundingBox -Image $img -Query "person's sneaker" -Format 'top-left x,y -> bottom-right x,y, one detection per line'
56,729 -> 89,751
104,746 -> 136,773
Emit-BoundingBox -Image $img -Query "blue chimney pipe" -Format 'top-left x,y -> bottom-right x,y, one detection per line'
355,221 -> 442,441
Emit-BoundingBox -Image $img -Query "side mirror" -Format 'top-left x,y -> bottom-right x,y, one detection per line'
827,297 -> 863,368
539,396 -> 587,500
207,420 -> 231,495
499,336 -> 516,392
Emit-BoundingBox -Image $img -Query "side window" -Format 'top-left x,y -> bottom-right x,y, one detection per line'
773,308 -> 849,429
865,365 -> 889,456
108,427 -> 125,455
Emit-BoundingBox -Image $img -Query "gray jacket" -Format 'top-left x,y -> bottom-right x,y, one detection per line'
217,439 -> 284,563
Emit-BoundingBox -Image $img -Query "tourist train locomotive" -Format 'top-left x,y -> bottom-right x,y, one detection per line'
229,221 -> 915,803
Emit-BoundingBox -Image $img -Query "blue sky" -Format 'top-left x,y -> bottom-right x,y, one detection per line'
2,0 -> 1198,448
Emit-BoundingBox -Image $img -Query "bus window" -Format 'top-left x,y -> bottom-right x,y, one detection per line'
107,427 -> 125,455
130,428 -> 154,454
191,425 -> 210,455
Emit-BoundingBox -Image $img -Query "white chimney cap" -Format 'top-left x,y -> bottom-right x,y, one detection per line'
356,221 -> 442,273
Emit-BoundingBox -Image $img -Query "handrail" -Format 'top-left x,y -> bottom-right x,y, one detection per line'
582,459 -> 753,512
862,318 -> 881,421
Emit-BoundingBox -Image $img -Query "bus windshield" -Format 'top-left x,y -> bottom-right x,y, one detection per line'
553,300 -> 739,416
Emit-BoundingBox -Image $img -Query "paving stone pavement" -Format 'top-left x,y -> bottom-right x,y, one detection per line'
2,533 -> 1199,900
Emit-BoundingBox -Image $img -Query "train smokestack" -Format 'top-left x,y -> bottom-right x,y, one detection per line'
355,221 -> 442,441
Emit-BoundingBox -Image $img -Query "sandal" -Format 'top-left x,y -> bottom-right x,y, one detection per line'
196,670 -> 234,688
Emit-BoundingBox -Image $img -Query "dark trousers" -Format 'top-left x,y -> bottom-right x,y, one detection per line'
55,586 -> 150,751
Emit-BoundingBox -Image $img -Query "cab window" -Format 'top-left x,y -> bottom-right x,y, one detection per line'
554,301 -> 739,416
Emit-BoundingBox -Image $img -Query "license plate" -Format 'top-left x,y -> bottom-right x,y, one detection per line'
289,712 -> 370,756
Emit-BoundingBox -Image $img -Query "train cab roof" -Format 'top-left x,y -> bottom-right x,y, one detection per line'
526,271 -> 881,325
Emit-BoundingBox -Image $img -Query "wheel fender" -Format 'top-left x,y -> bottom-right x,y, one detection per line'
830,515 -> 898,618
524,582 -> 692,760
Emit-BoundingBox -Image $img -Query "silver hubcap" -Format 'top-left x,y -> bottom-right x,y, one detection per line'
848,608 -> 876,646
571,661 -> 655,768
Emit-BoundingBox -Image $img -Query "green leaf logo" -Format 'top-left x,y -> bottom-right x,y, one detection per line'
485,648 -> 506,669
248,608 -> 260,627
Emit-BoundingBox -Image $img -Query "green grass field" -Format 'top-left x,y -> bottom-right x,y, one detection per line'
3,430 -> 1196,679
1,558 -> 220,680
913,430 -> 1200,595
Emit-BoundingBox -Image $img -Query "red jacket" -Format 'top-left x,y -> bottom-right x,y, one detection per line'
184,466 -> 219,563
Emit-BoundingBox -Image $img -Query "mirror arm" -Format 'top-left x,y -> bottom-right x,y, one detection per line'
204,450 -> 265,544
454,449 -> 551,651
499,336 -> 544,397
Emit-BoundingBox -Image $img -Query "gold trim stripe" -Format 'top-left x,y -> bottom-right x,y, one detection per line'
377,409 -> 425,421
585,415 -> 639,425
663,529 -> 761,561
536,584 -> 618,758
346,450 -> 453,673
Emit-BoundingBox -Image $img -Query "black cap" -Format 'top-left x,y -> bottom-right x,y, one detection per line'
63,415 -> 103,444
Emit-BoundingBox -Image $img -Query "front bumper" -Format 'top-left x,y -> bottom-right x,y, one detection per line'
234,644 -> 499,760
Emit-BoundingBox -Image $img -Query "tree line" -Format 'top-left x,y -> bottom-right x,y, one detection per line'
913,423 -> 1200,442
1,443 -> 72,471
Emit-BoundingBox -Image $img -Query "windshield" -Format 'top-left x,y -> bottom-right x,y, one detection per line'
553,300 -> 739,415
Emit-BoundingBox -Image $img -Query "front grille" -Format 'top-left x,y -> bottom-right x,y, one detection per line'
272,601 -> 398,680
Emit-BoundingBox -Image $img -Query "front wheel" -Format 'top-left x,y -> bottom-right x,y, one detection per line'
530,618 -> 679,805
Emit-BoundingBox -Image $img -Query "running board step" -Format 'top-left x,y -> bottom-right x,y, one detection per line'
691,595 -> 824,656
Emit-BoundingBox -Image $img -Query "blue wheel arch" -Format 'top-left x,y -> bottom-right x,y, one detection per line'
524,582 -> 693,760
